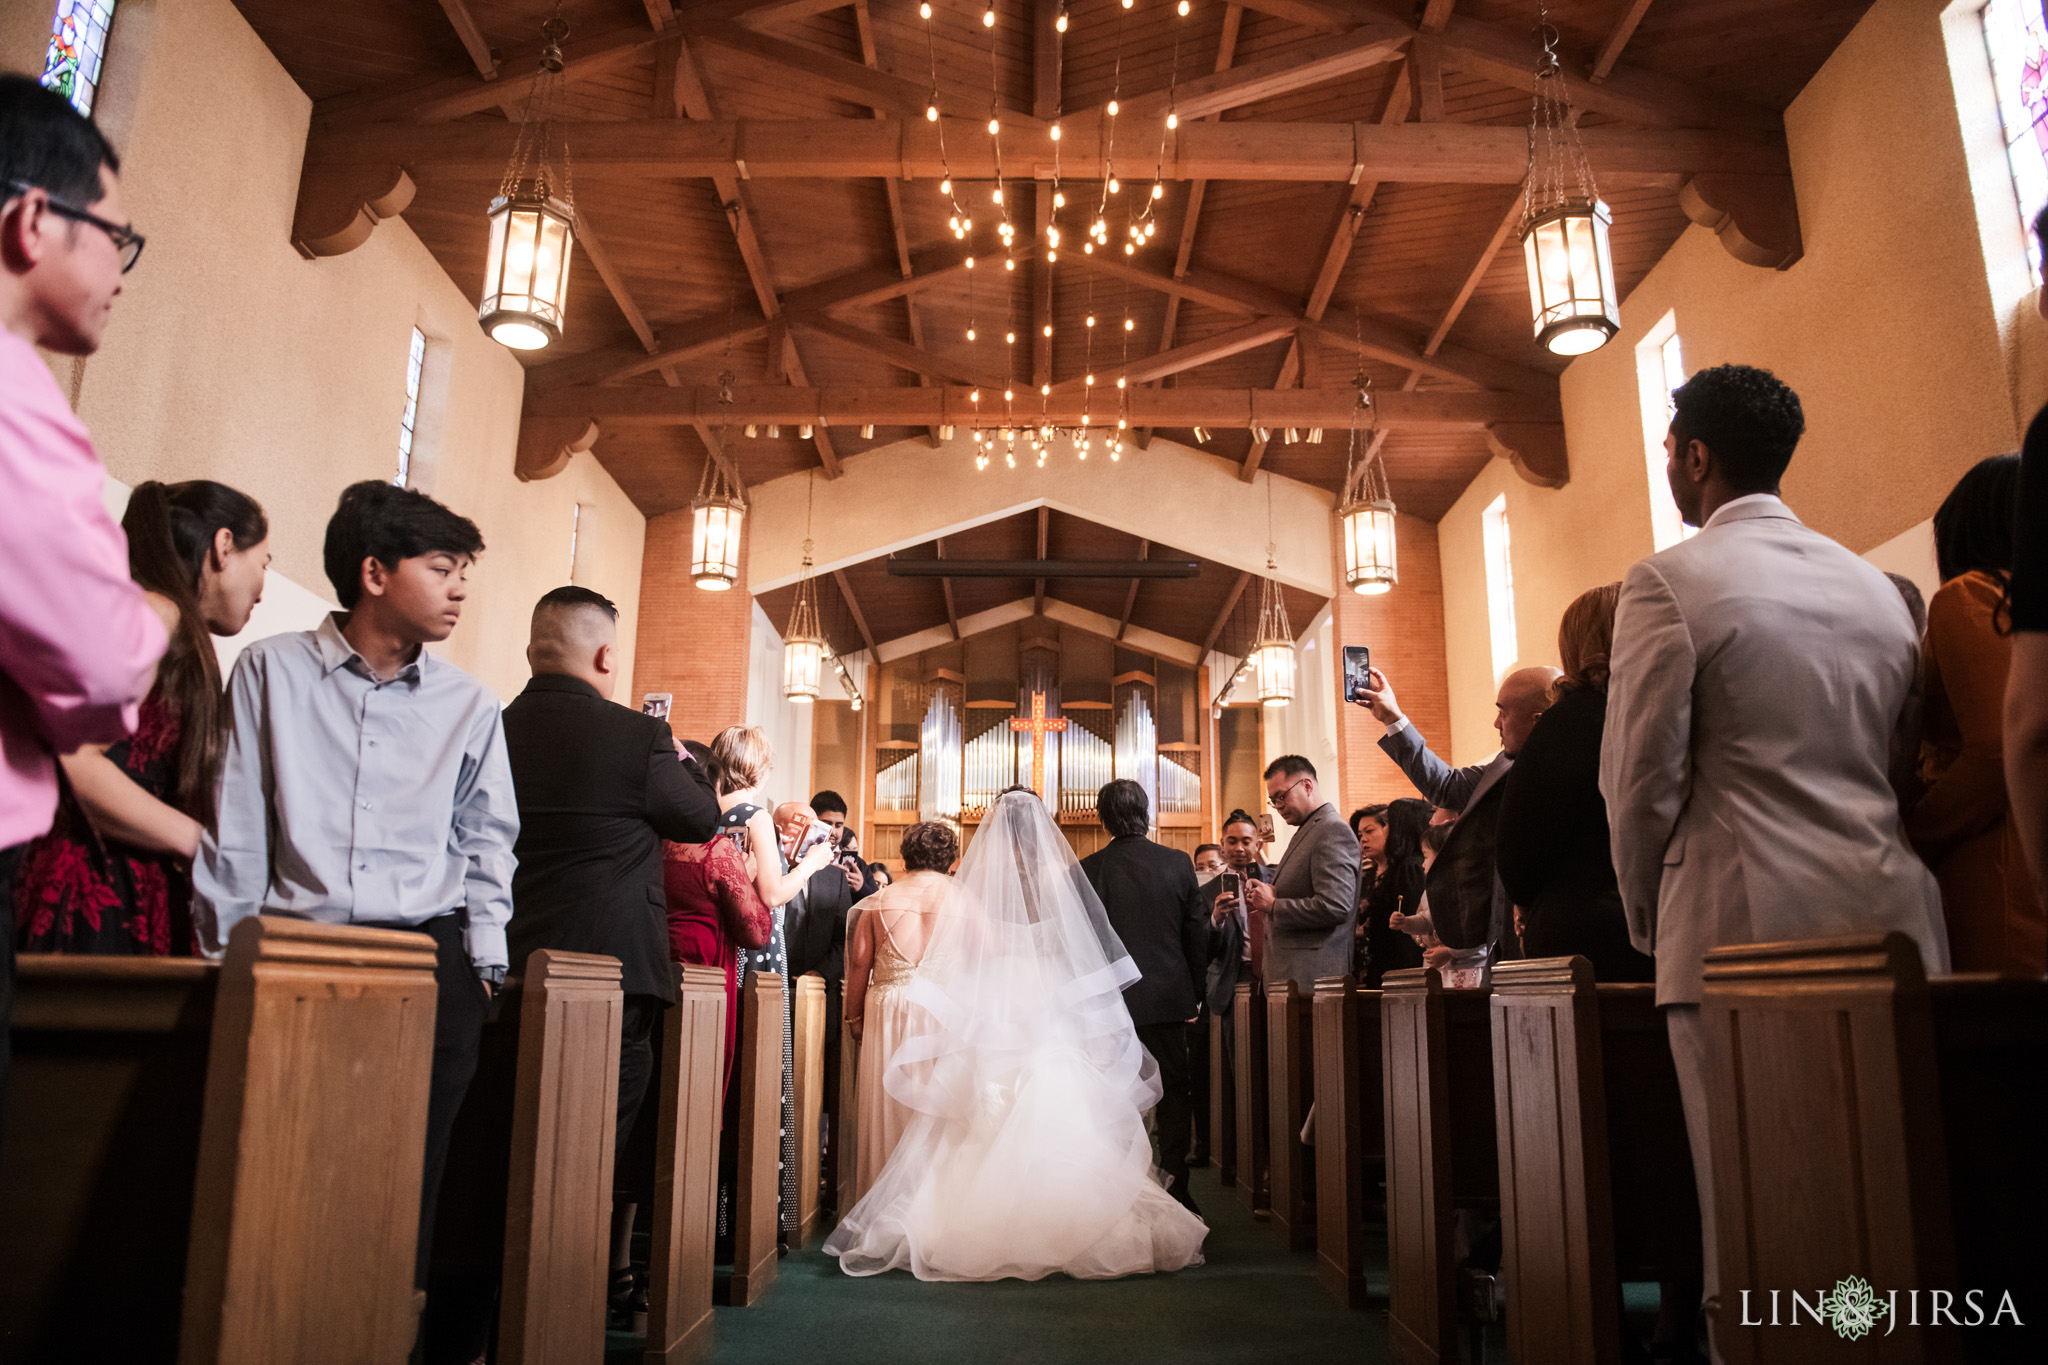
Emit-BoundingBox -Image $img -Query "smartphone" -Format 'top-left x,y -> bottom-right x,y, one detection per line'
641,692 -> 673,720
1343,645 -> 1373,703
1257,812 -> 1275,842
795,818 -> 833,860
1219,872 -> 1242,899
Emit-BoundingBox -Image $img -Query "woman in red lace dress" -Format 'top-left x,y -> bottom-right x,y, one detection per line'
14,481 -> 268,956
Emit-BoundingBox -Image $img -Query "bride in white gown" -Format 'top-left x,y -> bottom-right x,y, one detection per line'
823,789 -> 1209,1281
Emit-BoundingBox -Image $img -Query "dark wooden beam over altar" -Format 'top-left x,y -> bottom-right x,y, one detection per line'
886,559 -> 1200,580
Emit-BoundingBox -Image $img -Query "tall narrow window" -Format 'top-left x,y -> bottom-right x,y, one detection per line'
1636,313 -> 1697,552
395,326 -> 426,487
569,503 -> 583,580
41,1 -> 118,118
1984,0 -> 2048,279
1482,493 -> 1519,682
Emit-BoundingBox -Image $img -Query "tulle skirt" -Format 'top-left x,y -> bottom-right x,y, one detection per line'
824,1033 -> 1208,1281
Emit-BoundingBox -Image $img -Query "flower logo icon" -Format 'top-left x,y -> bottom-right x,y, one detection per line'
1820,1275 -> 1883,1341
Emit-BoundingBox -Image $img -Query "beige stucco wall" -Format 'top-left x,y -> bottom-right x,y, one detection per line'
8,0 -> 644,701
1435,0 -> 2043,765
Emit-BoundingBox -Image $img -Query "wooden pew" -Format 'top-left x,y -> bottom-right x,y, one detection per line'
496,951 -> 624,1365
1382,967 -> 1499,1365
1231,980 -> 1271,1218
1209,1007 -> 1236,1188
725,971 -> 784,1307
1267,978 -> 1316,1251
0,918 -> 437,1363
644,965 -> 730,1364
791,973 -> 827,1242
836,1011 -> 862,1213
1702,935 -> 2047,1363
1313,975 -> 1384,1308
1489,957 -> 1699,1365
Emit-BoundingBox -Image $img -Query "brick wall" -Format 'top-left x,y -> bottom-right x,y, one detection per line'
1329,511 -> 1454,811
631,507 -> 754,747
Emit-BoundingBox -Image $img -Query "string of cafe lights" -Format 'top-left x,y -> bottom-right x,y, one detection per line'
917,2 -> 1195,472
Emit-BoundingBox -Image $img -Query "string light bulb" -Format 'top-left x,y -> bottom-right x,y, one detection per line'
927,103 -> 939,122
1086,314 -> 1096,327
1166,112 -> 1178,130
992,187 -> 1003,204
1151,183 -> 1163,199
983,7 -> 995,26
1054,191 -> 1066,209
1179,0 -> 1190,13
940,177 -> 952,195
1109,177 -> 1121,194
1124,317 -> 1135,330
1006,330 -> 1016,343
1043,324 -> 1054,336
1050,123 -> 1062,141
988,116 -> 1000,135
920,2 -> 932,17
1056,6 -> 1069,33
966,327 -> 976,340
1107,99 -> 1119,116
1005,257 -> 1015,270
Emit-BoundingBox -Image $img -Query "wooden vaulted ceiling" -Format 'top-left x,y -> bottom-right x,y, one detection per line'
751,505 -> 1328,659
252,0 -> 1870,528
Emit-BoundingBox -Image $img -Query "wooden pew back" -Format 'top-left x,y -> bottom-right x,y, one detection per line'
1209,1008 -> 1236,1188
1232,981 -> 1271,1218
1268,978 -> 1315,1251
498,951 -> 624,1365
726,971 -> 784,1306
645,964 -> 730,1364
1382,968 -> 1497,1365
1313,975 -> 1383,1308
791,974 -> 827,1242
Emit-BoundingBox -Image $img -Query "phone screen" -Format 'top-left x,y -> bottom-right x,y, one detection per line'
1257,813 -> 1275,841
1343,645 -> 1373,703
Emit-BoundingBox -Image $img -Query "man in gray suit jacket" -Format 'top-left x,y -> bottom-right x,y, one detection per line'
1601,364 -> 1947,1350
1245,756 -> 1359,991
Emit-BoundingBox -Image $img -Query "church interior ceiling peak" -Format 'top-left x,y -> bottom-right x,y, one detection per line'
243,0 -> 1873,517
751,505 -> 1325,661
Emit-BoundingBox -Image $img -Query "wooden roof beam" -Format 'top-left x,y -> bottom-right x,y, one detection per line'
311,118 -> 1789,186
572,208 -> 681,388
1238,344 -> 1299,483
432,0 -> 497,81
1035,508 -> 1050,616
1069,22 -> 1409,124
1056,317 -> 1298,391
856,0 -> 942,448
832,569 -> 880,655
690,418 -> 748,496
524,383 -> 1562,428
1117,540 -> 1149,641
1419,0 -> 1456,32
934,539 -> 961,642
1304,51 -> 1413,322
1591,0 -> 1657,85
797,314 -> 1010,390
1201,571 -> 1254,659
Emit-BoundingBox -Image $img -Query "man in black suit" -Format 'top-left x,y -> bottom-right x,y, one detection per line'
776,799 -> 860,1214
1080,779 -> 1209,1212
500,586 -> 720,1334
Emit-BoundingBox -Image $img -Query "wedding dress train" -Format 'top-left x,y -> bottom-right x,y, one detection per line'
823,792 -> 1208,1281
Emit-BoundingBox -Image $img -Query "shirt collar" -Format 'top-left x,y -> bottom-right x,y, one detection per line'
1702,491 -> 1799,531
316,612 -> 427,686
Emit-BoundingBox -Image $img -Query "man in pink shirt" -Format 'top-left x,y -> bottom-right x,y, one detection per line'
0,75 -> 168,1100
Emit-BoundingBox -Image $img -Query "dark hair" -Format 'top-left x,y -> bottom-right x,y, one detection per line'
1382,798 -> 1430,868
121,480 -> 267,817
1194,843 -> 1223,862
1885,572 -> 1927,637
1668,364 -> 1805,494
810,790 -> 849,817
1350,804 -> 1387,837
899,820 -> 959,872
1096,778 -> 1150,838
1932,454 -> 2018,586
1420,822 -> 1450,856
2036,202 -> 2048,278
1222,808 -> 1258,833
1263,754 -> 1316,782
323,480 -> 485,609
535,584 -> 617,620
0,73 -> 120,209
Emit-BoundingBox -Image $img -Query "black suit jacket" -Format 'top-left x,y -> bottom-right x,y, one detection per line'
1080,835 -> 1209,1027
785,862 -> 854,984
502,674 -> 721,1000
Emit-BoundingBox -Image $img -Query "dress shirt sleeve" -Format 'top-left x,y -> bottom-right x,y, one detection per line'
645,719 -> 722,844
1270,819 -> 1361,933
192,648 -> 273,956
0,394 -> 166,752
454,702 -> 521,970
1600,560 -> 1695,954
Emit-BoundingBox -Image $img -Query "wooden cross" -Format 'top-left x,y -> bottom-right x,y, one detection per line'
1009,691 -> 1068,803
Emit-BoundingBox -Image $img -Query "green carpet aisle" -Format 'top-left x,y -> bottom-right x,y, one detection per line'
606,1167 -> 1392,1365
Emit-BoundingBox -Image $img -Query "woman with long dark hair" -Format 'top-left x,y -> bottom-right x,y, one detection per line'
14,480 -> 268,954
1357,797 -> 1428,987
1909,454 -> 2043,974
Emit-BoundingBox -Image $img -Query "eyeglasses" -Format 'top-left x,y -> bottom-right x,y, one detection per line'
4,180 -> 145,272
1267,775 -> 1310,807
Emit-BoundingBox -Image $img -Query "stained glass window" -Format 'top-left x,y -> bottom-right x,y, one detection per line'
1984,0 -> 2048,277
395,327 -> 426,487
41,1 -> 118,119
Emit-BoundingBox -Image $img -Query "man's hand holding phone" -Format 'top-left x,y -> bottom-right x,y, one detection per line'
1357,666 -> 1403,725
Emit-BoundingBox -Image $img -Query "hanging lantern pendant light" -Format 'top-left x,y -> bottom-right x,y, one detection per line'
1252,561 -> 1296,708
783,547 -> 827,703
1337,374 -> 1398,595
1517,15 -> 1619,357
689,453 -> 745,591
480,10 -> 576,351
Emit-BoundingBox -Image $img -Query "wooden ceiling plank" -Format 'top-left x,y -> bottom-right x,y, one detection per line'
526,383 -> 1561,427
1418,0 -> 1457,33
1303,53 -> 1412,323
856,0 -> 942,448
1033,0 -> 1062,120
832,569 -> 880,655
432,0 -> 497,81
315,117 -> 1788,186
1117,540 -> 1149,640
1201,570 -> 1254,659
1422,186 -> 1527,359
1071,22 -> 1409,124
797,314 -> 1007,389
571,207 -> 682,387
1591,0 -> 1658,85
1409,33 -> 1445,122
1092,316 -> 1298,389
1239,343 -> 1300,483
693,21 -> 948,123
642,1 -> 678,31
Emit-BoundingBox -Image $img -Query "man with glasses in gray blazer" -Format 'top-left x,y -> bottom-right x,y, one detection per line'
1244,756 -> 1360,992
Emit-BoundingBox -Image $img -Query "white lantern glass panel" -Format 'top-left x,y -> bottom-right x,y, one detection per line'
690,497 -> 743,590
1255,641 -> 1295,707
480,194 -> 575,351
1342,499 -> 1398,595
783,637 -> 824,702
1520,200 -> 1619,357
